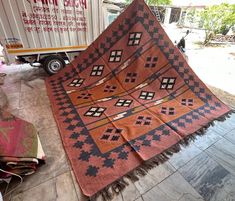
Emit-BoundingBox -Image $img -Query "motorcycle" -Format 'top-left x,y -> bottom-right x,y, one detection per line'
176,30 -> 190,61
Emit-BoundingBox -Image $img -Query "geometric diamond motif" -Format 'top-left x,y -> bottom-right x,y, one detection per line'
79,151 -> 91,162
162,129 -> 170,135
90,65 -> 104,76
152,134 -> 161,141
77,93 -> 92,99
160,77 -> 176,90
85,165 -> 99,177
118,151 -> 128,160
128,32 -> 142,46
100,128 -> 123,142
161,107 -> 175,115
125,72 -> 138,83
135,116 -> 152,125
145,56 -> 158,68
139,91 -> 155,100
68,78 -> 84,87
84,107 -> 106,117
115,99 -> 133,107
181,98 -> 194,106
109,50 -> 122,62
142,139 -> 151,146
104,85 -> 117,93
103,158 -> 115,168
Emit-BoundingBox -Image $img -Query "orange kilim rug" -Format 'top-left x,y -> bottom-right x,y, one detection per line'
46,0 -> 233,199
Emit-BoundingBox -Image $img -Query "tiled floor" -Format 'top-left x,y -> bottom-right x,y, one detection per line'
1,65 -> 235,201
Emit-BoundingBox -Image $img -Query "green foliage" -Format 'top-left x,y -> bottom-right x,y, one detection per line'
199,3 -> 235,44
186,8 -> 196,24
124,0 -> 171,5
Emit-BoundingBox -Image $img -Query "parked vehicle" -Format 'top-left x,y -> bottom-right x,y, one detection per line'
0,0 -> 120,74
176,30 -> 189,61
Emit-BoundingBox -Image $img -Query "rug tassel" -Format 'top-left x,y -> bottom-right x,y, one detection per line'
135,167 -> 147,176
112,179 -> 128,194
101,187 -> 113,201
126,172 -> 139,182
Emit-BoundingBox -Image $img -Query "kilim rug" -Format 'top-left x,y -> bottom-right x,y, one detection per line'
46,0 -> 233,198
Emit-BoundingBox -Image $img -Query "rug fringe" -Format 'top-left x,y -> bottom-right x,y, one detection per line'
90,110 -> 235,201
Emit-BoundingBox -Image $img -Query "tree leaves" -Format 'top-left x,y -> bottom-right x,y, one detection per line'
199,3 -> 235,43
124,0 -> 172,6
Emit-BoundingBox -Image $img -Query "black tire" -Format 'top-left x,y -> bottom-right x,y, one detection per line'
43,55 -> 65,75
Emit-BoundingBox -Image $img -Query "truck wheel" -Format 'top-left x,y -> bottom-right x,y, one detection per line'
43,55 -> 65,75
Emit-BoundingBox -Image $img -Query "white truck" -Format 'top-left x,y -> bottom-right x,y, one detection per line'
0,0 -> 120,74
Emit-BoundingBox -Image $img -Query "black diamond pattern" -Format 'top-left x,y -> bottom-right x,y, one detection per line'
68,78 -> 84,87
104,85 -> 117,93
160,77 -> 176,90
125,73 -> 137,83
128,32 -> 142,46
135,116 -> 152,125
161,107 -> 175,115
90,65 -> 104,76
109,50 -> 123,62
145,56 -> 158,68
115,99 -> 133,107
86,165 -> 99,177
84,107 -> 106,117
139,91 -> 155,100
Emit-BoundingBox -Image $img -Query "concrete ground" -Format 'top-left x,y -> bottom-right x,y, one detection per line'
0,58 -> 235,201
164,25 -> 235,96
188,45 -> 235,95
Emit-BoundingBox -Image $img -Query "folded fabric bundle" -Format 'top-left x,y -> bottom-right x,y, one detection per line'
0,110 -> 45,179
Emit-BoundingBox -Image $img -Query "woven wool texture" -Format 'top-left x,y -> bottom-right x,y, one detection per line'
46,0 -> 231,197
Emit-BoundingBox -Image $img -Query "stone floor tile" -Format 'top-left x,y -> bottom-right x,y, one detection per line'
205,138 -> 235,175
142,172 -> 204,201
11,172 -> 77,201
111,194 -> 124,201
147,161 -> 175,183
142,186 -> 171,201
193,129 -> 222,150
38,126 -> 61,145
122,179 -> 141,201
134,162 -> 175,195
19,89 -> 50,109
179,152 -> 235,201
0,87 -> 8,109
70,171 -> 89,201
1,82 -> 21,94
53,172 -> 78,201
224,129 -> 235,144
225,113 -> 235,124
7,92 -> 20,111
96,194 -> 123,201
135,197 -> 143,201
18,105 -> 56,131
20,78 -> 46,92
211,117 -> 235,136
169,144 -> 201,169
134,173 -> 158,195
